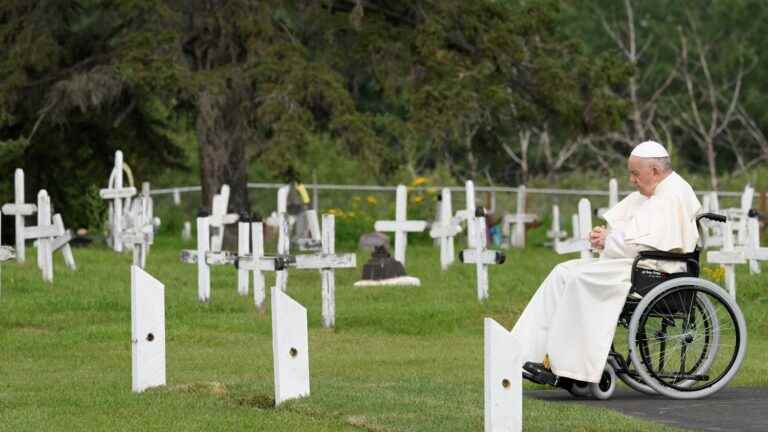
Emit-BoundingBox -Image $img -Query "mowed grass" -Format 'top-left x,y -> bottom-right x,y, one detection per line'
1,233 -> 767,432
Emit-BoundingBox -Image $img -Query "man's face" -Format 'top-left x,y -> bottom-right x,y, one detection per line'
628,156 -> 658,197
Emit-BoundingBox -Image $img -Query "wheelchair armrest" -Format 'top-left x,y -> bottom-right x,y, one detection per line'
637,250 -> 696,261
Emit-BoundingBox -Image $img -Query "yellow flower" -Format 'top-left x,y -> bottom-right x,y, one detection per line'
366,195 -> 378,205
411,176 -> 430,186
327,208 -> 339,216
703,266 -> 725,283
411,195 -> 424,204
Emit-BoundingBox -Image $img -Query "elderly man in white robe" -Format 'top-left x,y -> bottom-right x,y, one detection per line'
512,141 -> 701,385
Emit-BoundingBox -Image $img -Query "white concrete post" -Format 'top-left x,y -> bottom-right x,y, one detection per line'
272,287 -> 310,406
484,318 -> 522,432
131,265 -> 166,393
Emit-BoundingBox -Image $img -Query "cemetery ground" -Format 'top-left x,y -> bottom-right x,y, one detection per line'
2,234 -> 768,431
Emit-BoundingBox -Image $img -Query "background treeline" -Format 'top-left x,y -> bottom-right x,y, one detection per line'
1,0 -> 767,229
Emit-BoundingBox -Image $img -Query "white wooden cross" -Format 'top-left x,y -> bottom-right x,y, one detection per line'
131,265 -> 166,393
121,183 -> 158,268
700,191 -> 723,248
484,318 -> 522,432
546,205 -> 568,251
460,208 -> 505,301
502,185 -> 538,249
209,184 -> 239,252
739,214 -> 768,275
272,287 -> 310,406
237,218 -> 252,297
25,190 -> 71,283
707,219 -> 743,298
180,216 -> 237,302
731,184 -> 755,246
275,213 -> 290,292
555,198 -> 593,260
597,178 -> 619,219
1,169 -> 36,263
429,188 -> 462,270
50,214 -> 76,271
100,150 -> 137,252
374,185 -> 426,266
292,214 -> 356,328
236,221 -> 276,310
458,180 -> 478,248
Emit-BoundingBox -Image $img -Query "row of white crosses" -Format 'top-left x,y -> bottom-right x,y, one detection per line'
1,169 -> 76,282
131,265 -> 311,406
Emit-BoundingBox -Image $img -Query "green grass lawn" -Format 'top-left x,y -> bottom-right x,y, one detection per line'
1,234 -> 766,431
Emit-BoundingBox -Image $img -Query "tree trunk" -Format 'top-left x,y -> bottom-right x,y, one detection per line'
705,138 -> 719,191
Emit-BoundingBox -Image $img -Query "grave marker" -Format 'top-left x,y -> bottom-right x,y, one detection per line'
131,265 -> 166,393
271,287 -> 310,406
546,205 -> 567,251
429,188 -> 461,270
555,198 -> 593,259
209,185 -> 239,252
707,219 -> 742,298
484,318 -> 522,432
373,185 -> 426,266
597,178 -> 619,218
460,208 -> 505,301
502,185 -> 537,249
100,150 -> 137,252
275,213 -> 290,292
1,169 -> 36,263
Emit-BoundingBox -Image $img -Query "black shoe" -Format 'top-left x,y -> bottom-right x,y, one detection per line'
523,361 -> 559,386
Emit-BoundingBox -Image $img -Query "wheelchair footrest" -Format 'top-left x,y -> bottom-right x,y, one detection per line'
523,361 -> 559,386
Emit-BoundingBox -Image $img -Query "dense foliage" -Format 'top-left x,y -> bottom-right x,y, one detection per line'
1,1 -> 766,228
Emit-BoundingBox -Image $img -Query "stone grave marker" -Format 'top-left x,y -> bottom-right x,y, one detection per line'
354,245 -> 420,287
373,184 -> 426,266
131,265 -> 166,393
272,287 -> 310,406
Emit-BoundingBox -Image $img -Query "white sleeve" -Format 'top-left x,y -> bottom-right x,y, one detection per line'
601,228 -> 652,259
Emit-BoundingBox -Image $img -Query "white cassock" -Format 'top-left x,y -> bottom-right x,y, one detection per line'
509,172 -> 701,382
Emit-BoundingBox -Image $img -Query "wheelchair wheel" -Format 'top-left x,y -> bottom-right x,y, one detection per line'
588,363 -> 616,400
567,381 -> 591,398
628,277 -> 747,399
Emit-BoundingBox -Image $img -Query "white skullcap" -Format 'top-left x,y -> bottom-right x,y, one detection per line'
631,140 -> 669,158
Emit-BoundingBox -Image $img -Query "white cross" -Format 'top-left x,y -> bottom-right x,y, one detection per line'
209,184 -> 239,252
546,205 -> 568,251
1,169 -> 36,263
453,180 -> 478,248
291,214 -> 356,328
502,185 -> 537,249
738,215 -> 768,275
597,178 -> 619,218
295,209 -> 322,251
25,190 -> 60,282
100,150 -> 137,252
484,318 -> 522,432
374,185 -> 426,266
700,191 -> 723,247
460,209 -> 505,301
731,184 -> 755,246
122,183 -> 159,268
430,188 -> 462,270
555,198 -> 593,259
50,214 -> 76,271
275,213 -> 290,292
707,219 -> 743,298
236,221 -> 296,309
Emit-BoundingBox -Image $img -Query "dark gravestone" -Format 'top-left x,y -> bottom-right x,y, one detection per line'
361,245 -> 406,280
358,232 -> 389,252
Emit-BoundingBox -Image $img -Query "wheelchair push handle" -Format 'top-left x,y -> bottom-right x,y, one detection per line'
696,213 -> 726,224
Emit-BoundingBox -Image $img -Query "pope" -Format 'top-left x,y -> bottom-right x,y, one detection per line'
510,140 -> 701,383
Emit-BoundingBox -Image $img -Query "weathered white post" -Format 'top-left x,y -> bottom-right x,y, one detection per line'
373,185 -> 426,266
237,219 -> 250,296
197,217 -> 211,301
182,221 -> 192,241
131,265 -> 166,393
555,198 -> 593,259
460,208 -> 505,301
272,287 -> 310,406
741,214 -> 768,275
235,221 -> 286,310
484,318 -> 522,432
597,178 -> 619,218
1,169 -> 36,263
707,219 -> 742,298
277,185 -> 290,214
464,180 -> 477,248
28,191 -> 55,282
51,214 -> 76,270
735,185 -> 755,246
275,213 -> 290,292
172,188 -> 181,206
429,188 -> 461,270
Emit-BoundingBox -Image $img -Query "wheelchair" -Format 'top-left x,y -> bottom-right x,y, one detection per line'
525,213 -> 748,400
